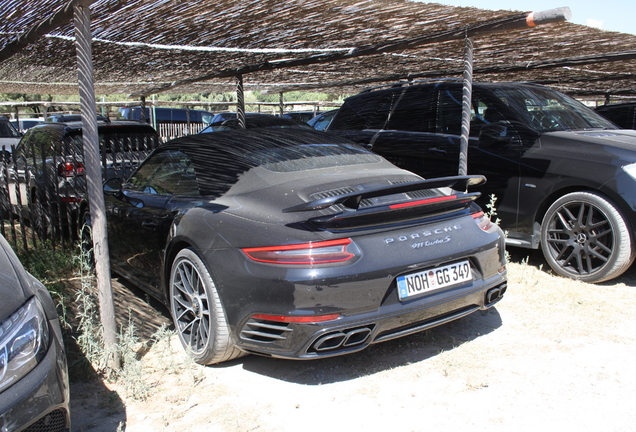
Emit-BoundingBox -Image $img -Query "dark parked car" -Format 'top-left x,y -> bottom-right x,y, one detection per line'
307,109 -> 338,131
118,106 -> 215,125
99,129 -> 507,364
0,117 -> 21,152
8,119 -> 161,237
280,111 -> 315,123
208,112 -> 261,124
0,234 -> 70,432
595,102 -> 636,129
328,80 -> 636,283
10,118 -> 45,134
45,114 -> 109,123
199,113 -> 312,132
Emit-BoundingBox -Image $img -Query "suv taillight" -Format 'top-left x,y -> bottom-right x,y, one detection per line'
57,161 -> 85,177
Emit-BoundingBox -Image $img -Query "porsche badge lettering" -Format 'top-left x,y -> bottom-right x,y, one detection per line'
385,224 -> 462,248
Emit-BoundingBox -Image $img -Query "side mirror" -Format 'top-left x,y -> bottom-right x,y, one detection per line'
479,121 -> 539,147
479,122 -> 515,146
103,177 -> 122,193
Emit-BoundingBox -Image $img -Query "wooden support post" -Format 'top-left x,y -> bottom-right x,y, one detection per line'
140,96 -> 146,122
186,106 -> 191,135
236,75 -> 246,129
279,93 -> 285,117
458,36 -> 474,179
73,3 -> 120,370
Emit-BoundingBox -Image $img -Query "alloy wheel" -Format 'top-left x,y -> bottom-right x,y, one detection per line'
171,257 -> 211,355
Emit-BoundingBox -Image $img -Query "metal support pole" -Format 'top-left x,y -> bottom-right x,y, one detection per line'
279,93 -> 285,117
458,36 -> 474,180
73,3 -> 120,370
236,75 -> 246,129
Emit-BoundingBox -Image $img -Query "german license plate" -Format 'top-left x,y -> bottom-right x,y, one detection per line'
397,260 -> 472,301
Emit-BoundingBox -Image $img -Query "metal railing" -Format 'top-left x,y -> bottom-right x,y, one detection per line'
0,136 -> 161,252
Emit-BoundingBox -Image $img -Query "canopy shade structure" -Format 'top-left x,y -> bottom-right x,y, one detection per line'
0,0 -> 635,99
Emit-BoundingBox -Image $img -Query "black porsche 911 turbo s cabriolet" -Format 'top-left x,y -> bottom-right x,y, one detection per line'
97,129 -> 507,364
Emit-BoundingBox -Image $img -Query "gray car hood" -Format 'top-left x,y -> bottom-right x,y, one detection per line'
0,236 -> 31,320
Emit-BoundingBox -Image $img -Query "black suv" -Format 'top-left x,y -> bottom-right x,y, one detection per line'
7,119 -> 161,237
328,80 -> 636,283
595,102 -> 636,130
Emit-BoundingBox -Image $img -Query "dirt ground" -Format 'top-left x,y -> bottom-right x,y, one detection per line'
68,250 -> 636,432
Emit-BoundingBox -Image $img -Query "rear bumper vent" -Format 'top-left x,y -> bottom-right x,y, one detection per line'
308,325 -> 375,353
240,318 -> 293,343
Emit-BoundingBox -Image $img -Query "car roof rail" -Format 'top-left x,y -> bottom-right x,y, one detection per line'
358,78 -> 464,94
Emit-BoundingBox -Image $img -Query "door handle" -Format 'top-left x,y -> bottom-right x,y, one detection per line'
141,220 -> 158,231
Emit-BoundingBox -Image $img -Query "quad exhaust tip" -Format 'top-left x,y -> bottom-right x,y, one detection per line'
486,283 -> 507,305
311,326 -> 373,352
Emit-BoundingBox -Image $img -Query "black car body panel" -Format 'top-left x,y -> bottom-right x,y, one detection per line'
327,81 -> 636,282
595,102 -> 636,129
102,129 -> 506,362
0,235 -> 70,432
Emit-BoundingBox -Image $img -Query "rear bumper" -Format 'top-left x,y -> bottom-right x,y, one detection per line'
235,271 -> 507,360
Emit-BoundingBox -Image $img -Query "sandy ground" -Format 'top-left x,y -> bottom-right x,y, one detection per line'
68,253 -> 636,432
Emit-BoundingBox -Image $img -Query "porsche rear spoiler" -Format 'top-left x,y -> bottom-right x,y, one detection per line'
283,175 -> 486,231
283,175 -> 485,213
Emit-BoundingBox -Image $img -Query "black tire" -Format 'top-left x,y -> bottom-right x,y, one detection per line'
169,248 -> 244,365
540,191 -> 634,283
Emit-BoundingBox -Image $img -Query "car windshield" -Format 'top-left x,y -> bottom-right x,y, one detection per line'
491,86 -> 617,132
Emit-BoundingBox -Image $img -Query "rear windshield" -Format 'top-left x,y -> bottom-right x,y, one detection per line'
245,143 -> 381,172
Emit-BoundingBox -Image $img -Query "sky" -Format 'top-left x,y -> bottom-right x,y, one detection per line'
434,0 -> 635,35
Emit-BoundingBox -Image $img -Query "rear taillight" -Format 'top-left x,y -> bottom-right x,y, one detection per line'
389,195 -> 457,209
57,161 -> 85,177
242,238 -> 355,265
251,313 -> 341,323
472,210 -> 493,231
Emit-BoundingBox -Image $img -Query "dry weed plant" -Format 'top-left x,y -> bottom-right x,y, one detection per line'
72,231 -> 201,401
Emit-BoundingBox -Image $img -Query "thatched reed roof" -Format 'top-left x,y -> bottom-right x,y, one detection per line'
0,0 -> 635,99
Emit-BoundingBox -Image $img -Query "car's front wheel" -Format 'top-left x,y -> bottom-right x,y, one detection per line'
540,191 -> 634,283
169,248 -> 244,365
